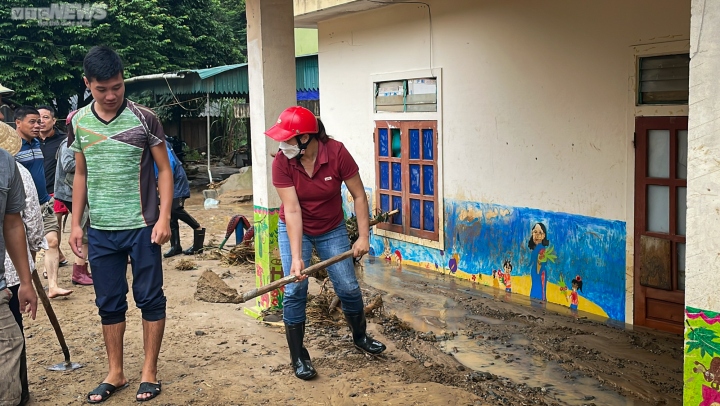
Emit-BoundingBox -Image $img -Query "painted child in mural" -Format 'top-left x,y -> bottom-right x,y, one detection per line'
528,222 -> 550,301
496,259 -> 513,293
567,276 -> 583,314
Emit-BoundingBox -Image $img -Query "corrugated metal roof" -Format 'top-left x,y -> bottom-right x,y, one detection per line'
190,63 -> 246,80
125,55 -> 318,97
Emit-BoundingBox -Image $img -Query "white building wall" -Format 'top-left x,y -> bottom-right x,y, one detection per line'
316,0 -> 689,220
685,0 -> 720,312
313,0 -> 689,324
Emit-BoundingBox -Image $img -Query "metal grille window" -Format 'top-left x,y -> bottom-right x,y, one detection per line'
375,120 -> 439,241
638,54 -> 689,105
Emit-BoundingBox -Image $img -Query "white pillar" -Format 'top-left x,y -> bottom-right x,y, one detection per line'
684,1 -> 720,403
245,0 -> 297,318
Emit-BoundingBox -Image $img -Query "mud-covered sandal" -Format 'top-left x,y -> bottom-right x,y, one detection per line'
87,382 -> 129,404
136,382 -> 161,402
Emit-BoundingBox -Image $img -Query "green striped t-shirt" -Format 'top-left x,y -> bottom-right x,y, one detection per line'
68,99 -> 165,230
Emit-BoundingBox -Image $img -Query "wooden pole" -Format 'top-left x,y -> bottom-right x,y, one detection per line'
238,209 -> 398,303
31,270 -> 72,365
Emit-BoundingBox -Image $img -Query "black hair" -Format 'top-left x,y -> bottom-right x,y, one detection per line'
14,106 -> 39,121
36,105 -> 56,117
528,222 -> 550,249
502,258 -> 512,271
316,118 -> 331,143
83,46 -> 124,82
571,276 -> 583,292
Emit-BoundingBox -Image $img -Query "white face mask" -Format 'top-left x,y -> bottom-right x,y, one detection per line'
279,141 -> 300,159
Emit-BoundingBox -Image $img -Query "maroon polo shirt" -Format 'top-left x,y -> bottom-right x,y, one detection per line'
272,138 -> 359,236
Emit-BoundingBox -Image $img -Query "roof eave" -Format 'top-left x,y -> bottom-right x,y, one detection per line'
293,0 -> 393,28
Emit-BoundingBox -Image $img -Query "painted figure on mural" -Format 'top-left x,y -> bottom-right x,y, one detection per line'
528,222 -> 550,301
567,276 -> 583,315
496,259 -> 513,293
393,250 -> 402,268
381,237 -> 392,262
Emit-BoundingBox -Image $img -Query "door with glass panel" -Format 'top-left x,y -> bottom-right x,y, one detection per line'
634,116 -> 687,334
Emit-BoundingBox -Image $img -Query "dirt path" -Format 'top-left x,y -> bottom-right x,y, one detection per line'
25,198 -> 682,405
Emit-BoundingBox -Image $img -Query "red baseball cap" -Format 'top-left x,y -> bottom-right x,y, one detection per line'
264,106 -> 319,142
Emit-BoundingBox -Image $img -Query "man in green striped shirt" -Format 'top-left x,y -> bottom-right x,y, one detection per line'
68,46 -> 173,403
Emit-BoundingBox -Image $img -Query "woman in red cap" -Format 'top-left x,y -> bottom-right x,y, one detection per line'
266,106 -> 386,380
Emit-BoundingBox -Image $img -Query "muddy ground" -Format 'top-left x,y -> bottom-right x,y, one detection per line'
24,194 -> 683,405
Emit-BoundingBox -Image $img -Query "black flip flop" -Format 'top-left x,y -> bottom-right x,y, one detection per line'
87,382 -> 129,404
136,381 -> 161,402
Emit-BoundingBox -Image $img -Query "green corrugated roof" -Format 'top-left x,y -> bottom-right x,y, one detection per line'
192,63 -> 246,80
125,55 -> 318,97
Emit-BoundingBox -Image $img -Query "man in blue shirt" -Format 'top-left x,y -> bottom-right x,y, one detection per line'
14,106 -> 72,298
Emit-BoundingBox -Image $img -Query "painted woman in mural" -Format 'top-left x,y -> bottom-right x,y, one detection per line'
265,106 -> 386,381
528,222 -> 550,301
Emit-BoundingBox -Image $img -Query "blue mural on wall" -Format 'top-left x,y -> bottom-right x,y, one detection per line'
366,198 -> 627,322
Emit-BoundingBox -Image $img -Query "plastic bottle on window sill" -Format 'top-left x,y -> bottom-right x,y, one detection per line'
204,198 -> 219,210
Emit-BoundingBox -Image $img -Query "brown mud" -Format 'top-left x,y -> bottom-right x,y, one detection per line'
24,196 -> 681,405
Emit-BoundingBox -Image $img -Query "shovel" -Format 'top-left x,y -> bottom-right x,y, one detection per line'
238,249 -> 355,303
31,270 -> 82,371
238,209 -> 399,303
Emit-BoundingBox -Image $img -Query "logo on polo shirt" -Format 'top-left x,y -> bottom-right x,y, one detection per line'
324,176 -> 332,181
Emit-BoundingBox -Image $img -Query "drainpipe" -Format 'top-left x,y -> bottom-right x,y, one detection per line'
206,92 -> 212,185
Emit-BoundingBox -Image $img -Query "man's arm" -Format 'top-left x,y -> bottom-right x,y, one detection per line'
4,213 -> 36,319
4,163 -> 37,319
150,144 -> 172,245
69,152 -> 88,258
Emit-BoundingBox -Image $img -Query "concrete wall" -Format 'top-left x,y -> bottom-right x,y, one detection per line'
317,0 -> 690,324
683,0 -> 720,403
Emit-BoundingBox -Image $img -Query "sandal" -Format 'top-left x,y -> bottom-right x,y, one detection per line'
87,382 -> 129,404
59,259 -> 69,267
136,381 -> 161,402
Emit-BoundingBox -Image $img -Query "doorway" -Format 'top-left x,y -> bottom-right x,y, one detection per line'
633,116 -> 687,334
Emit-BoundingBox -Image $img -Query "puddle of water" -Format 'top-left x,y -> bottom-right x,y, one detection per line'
358,259 -> 653,406
437,335 -> 649,406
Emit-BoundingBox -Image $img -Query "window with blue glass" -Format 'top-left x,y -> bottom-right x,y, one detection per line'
375,121 -> 438,241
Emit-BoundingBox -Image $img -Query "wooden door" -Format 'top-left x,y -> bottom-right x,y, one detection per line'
634,116 -> 687,334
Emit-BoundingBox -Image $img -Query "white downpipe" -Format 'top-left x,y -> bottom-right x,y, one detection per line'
206,93 -> 212,185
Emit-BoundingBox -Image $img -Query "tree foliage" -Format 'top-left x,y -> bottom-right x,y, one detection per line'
0,0 -> 246,118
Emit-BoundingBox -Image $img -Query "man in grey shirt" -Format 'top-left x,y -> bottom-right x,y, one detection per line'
0,136 -> 38,405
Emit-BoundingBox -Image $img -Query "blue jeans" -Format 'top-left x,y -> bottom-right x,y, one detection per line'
279,221 -> 364,324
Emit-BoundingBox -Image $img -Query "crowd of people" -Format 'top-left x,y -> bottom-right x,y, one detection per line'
0,44 -> 382,405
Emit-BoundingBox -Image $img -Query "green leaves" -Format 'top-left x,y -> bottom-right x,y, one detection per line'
539,245 -> 557,264
0,0 -> 246,118
687,326 -> 720,358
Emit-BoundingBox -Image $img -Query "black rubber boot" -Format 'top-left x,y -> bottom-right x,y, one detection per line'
164,224 -> 183,258
183,227 -> 206,255
344,312 -> 386,355
285,322 -> 317,380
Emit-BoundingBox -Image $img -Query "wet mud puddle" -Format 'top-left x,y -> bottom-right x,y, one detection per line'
358,260 -> 652,406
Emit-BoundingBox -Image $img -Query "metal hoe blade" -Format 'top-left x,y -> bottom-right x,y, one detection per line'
48,361 -> 83,371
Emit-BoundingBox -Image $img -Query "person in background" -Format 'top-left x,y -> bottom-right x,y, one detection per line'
157,141 -> 205,258
0,83 -> 14,123
0,121 -> 38,406
14,106 -> 72,298
37,105 -> 69,267
54,121 -> 92,286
